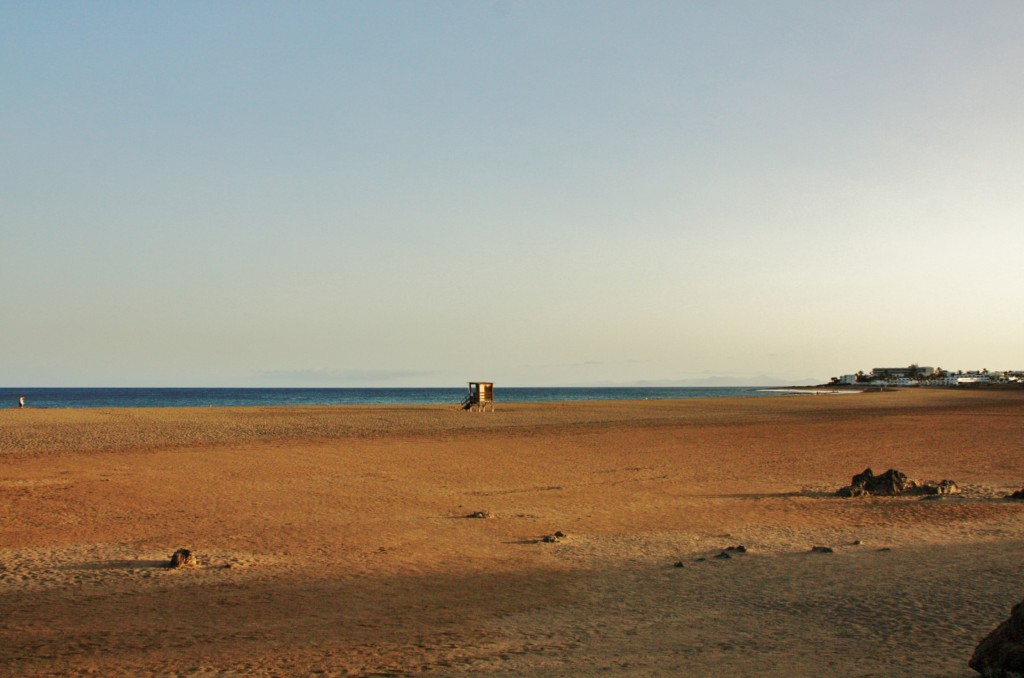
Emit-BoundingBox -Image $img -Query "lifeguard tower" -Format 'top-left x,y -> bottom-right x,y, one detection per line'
460,382 -> 494,412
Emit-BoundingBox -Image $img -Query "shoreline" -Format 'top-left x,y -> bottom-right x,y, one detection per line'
756,387 -> 863,395
0,385 -> 804,411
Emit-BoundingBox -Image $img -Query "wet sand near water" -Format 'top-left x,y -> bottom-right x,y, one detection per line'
2,389 -> 1023,675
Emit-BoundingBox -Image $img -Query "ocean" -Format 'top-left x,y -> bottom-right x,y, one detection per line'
0,386 -> 799,410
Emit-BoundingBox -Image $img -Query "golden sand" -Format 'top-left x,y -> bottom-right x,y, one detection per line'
2,389 -> 1023,676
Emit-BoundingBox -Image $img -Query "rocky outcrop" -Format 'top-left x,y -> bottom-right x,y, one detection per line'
970,598 -> 1024,676
169,548 -> 195,568
837,468 -> 918,497
837,468 -> 960,498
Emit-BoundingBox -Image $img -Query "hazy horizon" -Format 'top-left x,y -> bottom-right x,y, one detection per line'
3,2 -> 1022,388
2,372 -> 823,389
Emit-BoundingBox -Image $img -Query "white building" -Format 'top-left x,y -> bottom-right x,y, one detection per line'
923,376 -> 959,387
872,366 -> 935,380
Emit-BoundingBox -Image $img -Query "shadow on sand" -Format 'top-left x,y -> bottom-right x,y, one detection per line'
59,559 -> 171,571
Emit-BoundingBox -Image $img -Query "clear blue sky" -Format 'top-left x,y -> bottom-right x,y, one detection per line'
3,1 -> 1022,387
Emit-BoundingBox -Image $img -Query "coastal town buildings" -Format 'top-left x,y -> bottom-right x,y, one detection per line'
872,366 -> 936,380
832,365 -> 1023,388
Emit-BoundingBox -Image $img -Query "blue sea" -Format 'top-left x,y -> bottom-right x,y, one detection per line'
0,386 -> 795,410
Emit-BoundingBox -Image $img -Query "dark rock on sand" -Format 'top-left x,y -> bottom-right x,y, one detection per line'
714,551 -> 732,559
467,510 -> 492,519
921,479 -> 960,495
724,545 -> 747,553
810,546 -> 834,554
969,597 -> 1024,676
837,468 -> 960,498
1006,489 -> 1024,500
169,548 -> 195,568
541,532 -> 566,543
673,561 -> 685,568
837,468 -> 918,497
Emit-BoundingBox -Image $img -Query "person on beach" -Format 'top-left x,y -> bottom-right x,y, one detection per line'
18,396 -> 25,408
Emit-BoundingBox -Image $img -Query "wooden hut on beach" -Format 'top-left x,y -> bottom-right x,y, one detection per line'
460,382 -> 494,412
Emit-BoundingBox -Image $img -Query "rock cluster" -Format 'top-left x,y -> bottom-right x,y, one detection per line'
541,531 -> 566,543
713,545 -> 747,559
169,548 -> 195,568
836,468 -> 959,497
970,597 -> 1024,676
837,468 -> 915,497
466,510 -> 492,519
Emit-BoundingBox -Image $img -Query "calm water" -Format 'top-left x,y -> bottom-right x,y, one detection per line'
0,387 -> 793,409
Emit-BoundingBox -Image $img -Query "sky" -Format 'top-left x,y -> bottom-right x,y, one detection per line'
2,1 -> 1023,387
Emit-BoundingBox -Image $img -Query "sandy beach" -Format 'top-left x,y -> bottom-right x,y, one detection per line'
2,389 -> 1023,676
